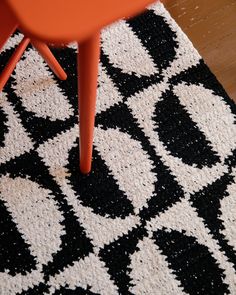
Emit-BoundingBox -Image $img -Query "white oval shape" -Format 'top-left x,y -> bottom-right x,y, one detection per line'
48,253 -> 119,295
0,176 -> 65,265
129,237 -> 187,294
173,83 -> 236,160
12,48 -> 74,121
94,127 -> 155,213
102,20 -> 157,76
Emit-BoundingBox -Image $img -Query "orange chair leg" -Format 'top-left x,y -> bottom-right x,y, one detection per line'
0,1 -> 17,51
0,36 -> 30,91
31,39 -> 67,80
77,32 -> 100,174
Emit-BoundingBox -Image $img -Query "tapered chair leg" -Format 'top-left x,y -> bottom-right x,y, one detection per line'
0,2 -> 66,90
0,36 -> 30,91
0,36 -> 67,91
77,32 -> 100,174
31,39 -> 67,80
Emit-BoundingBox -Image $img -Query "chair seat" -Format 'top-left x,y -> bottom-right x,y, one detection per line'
5,0 -> 155,43
3,0 -> 156,173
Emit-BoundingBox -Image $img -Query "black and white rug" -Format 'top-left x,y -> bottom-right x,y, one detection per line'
0,2 -> 236,294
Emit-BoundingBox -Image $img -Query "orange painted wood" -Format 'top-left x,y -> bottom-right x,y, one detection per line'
4,0 -> 156,173
0,35 -> 67,90
31,39 -> 67,80
0,1 -> 67,90
78,32 -> 100,174
0,36 -> 30,91
0,1 -> 17,51
5,0 -> 156,43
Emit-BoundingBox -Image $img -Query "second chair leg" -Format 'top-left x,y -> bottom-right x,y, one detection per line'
31,39 -> 67,80
0,37 -> 30,91
77,32 -> 100,174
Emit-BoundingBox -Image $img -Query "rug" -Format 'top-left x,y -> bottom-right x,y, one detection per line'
0,2 -> 236,294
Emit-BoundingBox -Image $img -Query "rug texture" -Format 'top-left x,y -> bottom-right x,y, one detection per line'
0,2 -> 236,294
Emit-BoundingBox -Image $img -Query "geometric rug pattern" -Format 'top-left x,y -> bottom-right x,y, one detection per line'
0,2 -> 236,294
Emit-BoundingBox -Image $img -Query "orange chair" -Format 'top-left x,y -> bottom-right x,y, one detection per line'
0,1 -> 67,91
3,0 -> 156,174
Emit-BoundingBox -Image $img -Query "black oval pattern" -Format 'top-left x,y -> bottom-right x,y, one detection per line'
0,2 -> 235,294
67,144 -> 134,218
153,90 -> 220,168
127,10 -> 178,71
153,229 -> 230,295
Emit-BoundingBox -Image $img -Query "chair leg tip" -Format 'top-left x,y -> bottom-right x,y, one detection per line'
80,165 -> 92,175
59,72 -> 67,80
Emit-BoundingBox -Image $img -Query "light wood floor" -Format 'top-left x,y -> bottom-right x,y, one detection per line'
162,0 -> 236,102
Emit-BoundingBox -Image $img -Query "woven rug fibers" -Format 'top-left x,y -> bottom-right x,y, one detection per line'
0,2 -> 236,294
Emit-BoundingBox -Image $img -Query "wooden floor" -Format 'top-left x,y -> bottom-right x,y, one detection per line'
162,0 -> 236,102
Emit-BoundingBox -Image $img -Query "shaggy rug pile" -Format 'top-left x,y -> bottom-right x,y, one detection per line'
0,2 -> 236,294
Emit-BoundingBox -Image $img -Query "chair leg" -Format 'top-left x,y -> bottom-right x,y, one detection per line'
31,39 -> 67,80
0,36 -> 30,91
0,1 -> 17,52
77,32 -> 100,174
